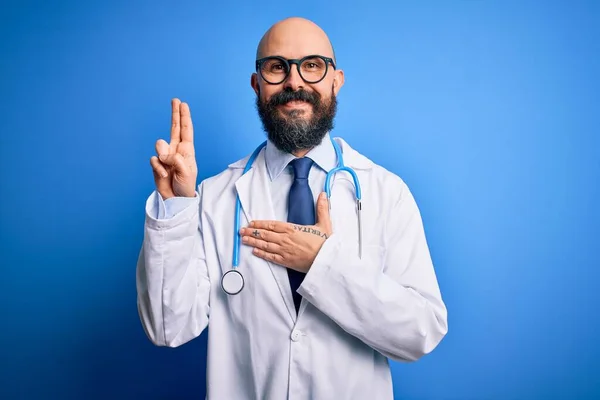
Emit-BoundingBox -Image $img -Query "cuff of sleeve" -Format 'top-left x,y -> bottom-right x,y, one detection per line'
164,195 -> 197,218
145,190 -> 199,231
157,191 -> 167,219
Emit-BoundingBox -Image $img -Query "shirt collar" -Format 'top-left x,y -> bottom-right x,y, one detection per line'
265,132 -> 337,181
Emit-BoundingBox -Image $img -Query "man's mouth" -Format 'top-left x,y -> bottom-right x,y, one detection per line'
280,100 -> 311,108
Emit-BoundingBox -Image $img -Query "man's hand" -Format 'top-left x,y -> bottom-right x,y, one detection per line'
240,192 -> 333,273
149,98 -> 198,199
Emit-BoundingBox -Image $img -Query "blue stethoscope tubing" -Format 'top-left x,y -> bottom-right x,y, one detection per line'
222,136 -> 362,295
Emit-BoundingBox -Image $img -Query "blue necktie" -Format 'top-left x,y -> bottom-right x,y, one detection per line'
287,157 -> 315,314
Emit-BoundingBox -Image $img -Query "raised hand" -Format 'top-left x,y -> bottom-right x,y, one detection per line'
150,98 -> 198,199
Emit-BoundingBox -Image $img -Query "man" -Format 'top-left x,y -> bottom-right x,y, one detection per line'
137,17 -> 447,399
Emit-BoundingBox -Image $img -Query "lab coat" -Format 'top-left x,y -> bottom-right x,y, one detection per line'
136,137 -> 448,399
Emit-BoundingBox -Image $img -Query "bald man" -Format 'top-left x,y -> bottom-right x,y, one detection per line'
137,17 -> 448,399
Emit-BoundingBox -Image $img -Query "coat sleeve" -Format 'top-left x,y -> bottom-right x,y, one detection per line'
297,181 -> 448,362
136,182 -> 211,348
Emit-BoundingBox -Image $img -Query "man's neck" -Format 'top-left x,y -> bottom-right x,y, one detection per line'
292,148 -> 311,158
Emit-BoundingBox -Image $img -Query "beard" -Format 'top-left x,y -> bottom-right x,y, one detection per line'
256,86 -> 337,154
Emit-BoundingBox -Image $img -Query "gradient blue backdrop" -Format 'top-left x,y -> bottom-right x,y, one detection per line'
1,0 -> 598,399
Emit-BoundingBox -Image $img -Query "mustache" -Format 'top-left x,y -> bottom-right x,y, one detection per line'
267,89 -> 320,107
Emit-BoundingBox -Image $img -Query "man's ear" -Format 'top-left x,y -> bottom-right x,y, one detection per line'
332,69 -> 345,95
251,73 -> 260,96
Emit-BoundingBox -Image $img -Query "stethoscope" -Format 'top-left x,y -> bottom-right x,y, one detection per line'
221,136 -> 362,295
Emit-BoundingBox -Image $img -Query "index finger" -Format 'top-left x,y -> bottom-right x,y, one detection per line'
249,220 -> 292,233
180,102 -> 194,143
170,98 -> 181,148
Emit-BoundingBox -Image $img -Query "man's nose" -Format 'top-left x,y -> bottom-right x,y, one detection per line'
283,64 -> 304,91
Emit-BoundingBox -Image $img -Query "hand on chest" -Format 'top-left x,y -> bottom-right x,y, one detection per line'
236,169 -> 369,275
269,166 -> 364,246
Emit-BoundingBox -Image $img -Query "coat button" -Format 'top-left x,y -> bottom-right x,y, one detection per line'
291,330 -> 302,342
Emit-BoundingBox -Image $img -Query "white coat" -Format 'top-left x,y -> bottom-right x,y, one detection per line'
136,137 -> 448,399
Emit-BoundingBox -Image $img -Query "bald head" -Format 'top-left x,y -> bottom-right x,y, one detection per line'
256,17 -> 335,63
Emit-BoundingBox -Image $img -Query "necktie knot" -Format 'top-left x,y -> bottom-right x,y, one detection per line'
290,157 -> 314,180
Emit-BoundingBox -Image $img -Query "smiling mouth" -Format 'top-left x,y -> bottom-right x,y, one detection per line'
280,100 -> 311,108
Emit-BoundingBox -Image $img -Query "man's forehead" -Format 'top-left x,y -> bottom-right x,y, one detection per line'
256,18 -> 334,60
259,40 -> 333,59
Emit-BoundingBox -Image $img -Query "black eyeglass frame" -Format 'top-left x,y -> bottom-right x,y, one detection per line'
255,55 -> 337,85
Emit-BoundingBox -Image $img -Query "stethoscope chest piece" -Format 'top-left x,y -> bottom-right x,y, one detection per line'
221,270 -> 244,295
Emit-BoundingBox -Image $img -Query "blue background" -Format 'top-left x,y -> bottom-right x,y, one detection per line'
1,0 -> 598,399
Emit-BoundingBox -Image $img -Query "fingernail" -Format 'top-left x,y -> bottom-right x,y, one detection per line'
242,236 -> 248,243
239,228 -> 245,234
161,172 -> 168,178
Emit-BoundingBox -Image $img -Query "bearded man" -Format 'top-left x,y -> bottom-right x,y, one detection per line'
137,16 -> 448,400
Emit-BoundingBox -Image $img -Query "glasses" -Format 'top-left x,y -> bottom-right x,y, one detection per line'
255,55 -> 336,85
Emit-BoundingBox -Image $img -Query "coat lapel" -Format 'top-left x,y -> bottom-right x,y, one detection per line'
234,149 -> 297,324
